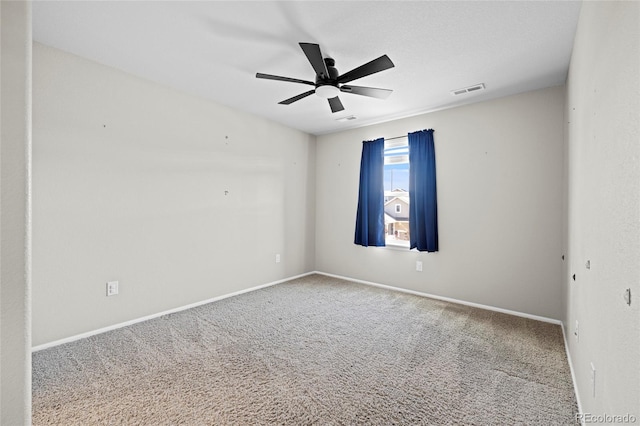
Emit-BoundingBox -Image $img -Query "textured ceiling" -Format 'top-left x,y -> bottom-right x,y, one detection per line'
32,1 -> 582,135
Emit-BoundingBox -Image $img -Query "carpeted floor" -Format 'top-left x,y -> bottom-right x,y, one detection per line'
32,274 -> 578,425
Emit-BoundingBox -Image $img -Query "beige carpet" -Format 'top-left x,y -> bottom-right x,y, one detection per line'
32,274 -> 578,425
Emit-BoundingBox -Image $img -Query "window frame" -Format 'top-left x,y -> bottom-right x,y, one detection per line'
383,137 -> 411,248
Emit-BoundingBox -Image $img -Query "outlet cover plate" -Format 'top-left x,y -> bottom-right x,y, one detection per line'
107,281 -> 119,296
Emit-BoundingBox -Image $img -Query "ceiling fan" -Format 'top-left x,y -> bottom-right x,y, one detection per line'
256,42 -> 395,113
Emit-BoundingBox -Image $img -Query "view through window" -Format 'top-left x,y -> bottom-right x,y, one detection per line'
384,137 -> 410,246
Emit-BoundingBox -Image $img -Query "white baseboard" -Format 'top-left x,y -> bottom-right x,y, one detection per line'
314,271 -> 562,325
561,322 -> 584,425
31,271 -> 315,352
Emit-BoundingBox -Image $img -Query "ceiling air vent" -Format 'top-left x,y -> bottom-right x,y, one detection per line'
451,83 -> 485,96
336,115 -> 357,122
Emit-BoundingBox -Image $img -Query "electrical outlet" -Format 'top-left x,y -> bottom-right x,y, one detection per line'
106,281 -> 119,296
574,320 -> 579,341
590,362 -> 596,398
275,254 -> 281,264
416,261 -> 423,272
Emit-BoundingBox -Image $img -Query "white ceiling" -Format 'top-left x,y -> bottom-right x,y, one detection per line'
32,1 -> 582,136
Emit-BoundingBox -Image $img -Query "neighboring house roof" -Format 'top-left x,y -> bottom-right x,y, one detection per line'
384,197 -> 409,206
384,213 -> 398,223
385,212 -> 409,223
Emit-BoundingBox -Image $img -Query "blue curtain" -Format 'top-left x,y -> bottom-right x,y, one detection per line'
354,138 -> 385,246
408,129 -> 438,252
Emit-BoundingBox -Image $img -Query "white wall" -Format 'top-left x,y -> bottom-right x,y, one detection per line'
316,87 -> 564,320
32,44 -> 316,346
563,1 -> 639,417
0,1 -> 32,424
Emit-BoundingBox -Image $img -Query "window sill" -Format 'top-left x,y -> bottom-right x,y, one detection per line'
382,241 -> 412,251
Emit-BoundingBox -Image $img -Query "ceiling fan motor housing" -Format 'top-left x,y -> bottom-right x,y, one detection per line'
315,57 -> 340,98
316,58 -> 339,84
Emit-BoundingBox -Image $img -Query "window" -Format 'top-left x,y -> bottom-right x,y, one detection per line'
383,137 -> 410,247
355,130 -> 437,252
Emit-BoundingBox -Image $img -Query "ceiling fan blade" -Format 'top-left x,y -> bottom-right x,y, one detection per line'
279,90 -> 316,105
299,42 -> 329,79
340,85 -> 393,99
328,96 -> 344,113
256,73 -> 315,86
337,55 -> 395,84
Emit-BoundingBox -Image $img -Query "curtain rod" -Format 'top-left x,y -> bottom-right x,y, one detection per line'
385,129 -> 433,141
385,135 -> 408,141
